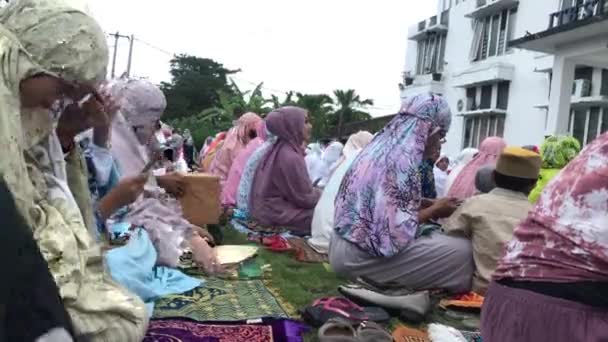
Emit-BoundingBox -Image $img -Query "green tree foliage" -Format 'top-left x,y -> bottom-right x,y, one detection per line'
162,55 -> 375,146
295,93 -> 334,139
160,54 -> 238,120
331,89 -> 374,136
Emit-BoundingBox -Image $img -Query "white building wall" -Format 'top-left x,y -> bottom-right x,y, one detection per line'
402,0 -> 563,157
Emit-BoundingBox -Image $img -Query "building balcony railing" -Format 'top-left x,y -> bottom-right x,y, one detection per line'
549,0 -> 607,29
399,73 -> 446,101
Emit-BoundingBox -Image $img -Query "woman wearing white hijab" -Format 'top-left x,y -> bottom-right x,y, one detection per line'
308,132 -> 373,254
316,141 -> 344,187
305,142 -> 324,182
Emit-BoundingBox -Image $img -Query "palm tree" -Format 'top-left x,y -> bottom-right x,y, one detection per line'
295,93 -> 334,138
332,89 -> 374,137
270,91 -> 296,109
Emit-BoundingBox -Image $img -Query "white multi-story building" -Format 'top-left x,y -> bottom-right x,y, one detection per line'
401,0 -> 608,156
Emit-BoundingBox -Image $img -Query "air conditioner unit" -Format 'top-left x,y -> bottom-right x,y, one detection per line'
573,79 -> 591,97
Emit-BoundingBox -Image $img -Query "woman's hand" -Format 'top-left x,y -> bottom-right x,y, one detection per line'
157,172 -> 186,197
190,235 -> 223,275
430,197 -> 461,219
192,226 -> 215,246
97,174 -> 147,219
91,89 -> 120,147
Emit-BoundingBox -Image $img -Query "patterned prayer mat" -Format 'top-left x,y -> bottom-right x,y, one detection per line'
153,278 -> 288,321
392,325 -> 481,342
144,319 -> 274,342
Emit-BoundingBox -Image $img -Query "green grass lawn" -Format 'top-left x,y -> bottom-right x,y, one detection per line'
221,227 -> 345,311
221,227 -> 345,341
219,227 -> 479,341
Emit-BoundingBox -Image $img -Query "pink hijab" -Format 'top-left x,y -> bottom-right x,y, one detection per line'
447,136 -> 506,200
209,112 -> 262,184
221,120 -> 268,206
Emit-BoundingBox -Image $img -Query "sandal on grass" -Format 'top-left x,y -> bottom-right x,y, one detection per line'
318,317 -> 358,342
339,284 -> 431,324
356,321 -> 394,342
301,297 -> 390,327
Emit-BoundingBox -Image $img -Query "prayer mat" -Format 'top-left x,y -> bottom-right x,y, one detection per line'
287,238 -> 328,264
153,278 -> 288,321
392,326 -> 430,342
144,319 -> 273,341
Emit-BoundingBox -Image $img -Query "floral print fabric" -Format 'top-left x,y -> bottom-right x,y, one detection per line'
334,93 -> 451,257
494,132 -> 608,282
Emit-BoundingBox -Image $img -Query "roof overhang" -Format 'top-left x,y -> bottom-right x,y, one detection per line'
465,0 -> 519,19
510,14 -> 608,54
452,62 -> 515,88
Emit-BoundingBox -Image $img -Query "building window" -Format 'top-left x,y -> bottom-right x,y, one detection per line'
463,114 -> 506,148
469,7 -> 518,61
463,81 -> 510,148
569,106 -> 608,145
465,82 -> 510,111
416,33 -> 447,75
497,81 -> 510,109
480,85 -> 493,109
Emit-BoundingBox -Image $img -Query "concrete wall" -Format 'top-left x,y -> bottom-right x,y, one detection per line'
402,0 -> 563,157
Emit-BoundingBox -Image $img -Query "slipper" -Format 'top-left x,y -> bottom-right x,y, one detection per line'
301,297 -> 390,327
318,317 -> 358,342
356,321 -> 393,342
262,236 -> 293,252
339,285 -> 430,323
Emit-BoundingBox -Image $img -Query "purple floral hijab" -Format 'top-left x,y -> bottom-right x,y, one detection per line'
334,93 -> 452,257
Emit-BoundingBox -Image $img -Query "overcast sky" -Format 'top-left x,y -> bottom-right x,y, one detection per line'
89,0 -> 437,116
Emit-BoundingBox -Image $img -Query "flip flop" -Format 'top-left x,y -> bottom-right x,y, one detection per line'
301,297 -> 390,327
356,321 -> 394,342
318,317 -> 358,342
261,235 -> 293,252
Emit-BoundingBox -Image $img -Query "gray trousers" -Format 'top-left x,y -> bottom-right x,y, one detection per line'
329,232 -> 473,293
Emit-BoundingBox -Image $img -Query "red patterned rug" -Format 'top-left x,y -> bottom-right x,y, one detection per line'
144,319 -> 274,341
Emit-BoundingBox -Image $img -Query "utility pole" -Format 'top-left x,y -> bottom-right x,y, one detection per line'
126,34 -> 135,77
109,31 -> 132,78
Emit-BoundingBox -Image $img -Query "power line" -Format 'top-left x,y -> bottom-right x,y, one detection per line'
133,37 -> 174,57
103,31 -> 393,109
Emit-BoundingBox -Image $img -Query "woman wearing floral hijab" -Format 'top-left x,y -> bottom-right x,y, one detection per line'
528,135 -> 580,203
330,93 -> 473,293
0,0 -> 147,340
482,132 -> 608,342
209,112 -> 262,184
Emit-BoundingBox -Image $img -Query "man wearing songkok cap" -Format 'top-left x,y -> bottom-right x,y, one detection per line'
445,147 -> 541,294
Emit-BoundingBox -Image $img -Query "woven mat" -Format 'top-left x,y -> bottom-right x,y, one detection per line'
145,318 -> 274,342
392,325 -> 481,342
392,326 -> 430,342
153,278 -> 288,321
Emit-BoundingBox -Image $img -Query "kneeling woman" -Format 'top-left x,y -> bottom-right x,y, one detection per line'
330,93 -> 474,293
249,107 -> 320,236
